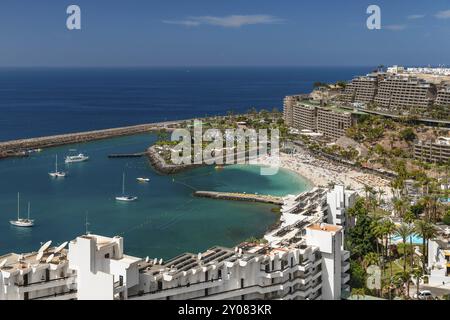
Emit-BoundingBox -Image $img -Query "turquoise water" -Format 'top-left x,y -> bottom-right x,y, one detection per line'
392,235 -> 424,244
0,134 -> 310,259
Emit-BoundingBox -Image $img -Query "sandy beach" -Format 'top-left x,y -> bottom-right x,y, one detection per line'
258,149 -> 393,200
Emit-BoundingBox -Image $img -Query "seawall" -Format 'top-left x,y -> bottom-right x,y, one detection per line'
194,191 -> 283,205
0,121 -> 183,160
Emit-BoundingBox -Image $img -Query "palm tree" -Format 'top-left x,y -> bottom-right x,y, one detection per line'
394,270 -> 412,299
412,267 -> 423,298
351,288 -> 366,299
371,215 -> 385,272
423,222 -> 438,266
414,220 -> 428,271
363,252 -> 379,270
364,185 -> 374,205
383,220 -> 396,279
377,188 -> 386,205
394,223 -> 414,272
414,220 -> 438,273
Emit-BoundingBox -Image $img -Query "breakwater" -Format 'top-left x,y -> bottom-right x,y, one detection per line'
0,121 -> 182,160
194,191 -> 283,205
147,145 -> 203,174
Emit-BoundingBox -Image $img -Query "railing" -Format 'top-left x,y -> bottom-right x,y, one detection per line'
128,276 -> 224,299
30,289 -> 77,300
192,273 -> 315,300
17,275 -> 75,288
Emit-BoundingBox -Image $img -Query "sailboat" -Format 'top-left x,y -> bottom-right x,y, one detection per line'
115,172 -> 138,202
10,193 -> 34,227
49,155 -> 67,178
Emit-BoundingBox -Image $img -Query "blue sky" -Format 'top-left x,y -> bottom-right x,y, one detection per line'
0,0 -> 449,67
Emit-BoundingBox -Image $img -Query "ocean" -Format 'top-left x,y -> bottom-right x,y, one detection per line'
0,66 -> 371,259
0,134 -> 310,259
0,66 -> 372,141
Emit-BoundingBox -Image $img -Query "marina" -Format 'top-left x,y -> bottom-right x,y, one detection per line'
0,133 -> 310,259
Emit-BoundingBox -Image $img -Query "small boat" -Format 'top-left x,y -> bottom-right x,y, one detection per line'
27,148 -> 42,154
215,165 -> 224,171
49,155 -> 67,178
116,173 -> 138,202
10,193 -> 34,228
65,153 -> 89,163
136,177 -> 150,183
115,195 -> 138,202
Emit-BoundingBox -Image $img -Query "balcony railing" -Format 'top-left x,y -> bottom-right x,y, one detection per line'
129,276 -> 226,300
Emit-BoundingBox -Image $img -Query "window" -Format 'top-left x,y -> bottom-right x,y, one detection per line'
105,253 -> 110,259
218,269 -> 222,280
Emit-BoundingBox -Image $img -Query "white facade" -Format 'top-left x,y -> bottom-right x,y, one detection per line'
427,235 -> 450,287
0,186 -> 354,300
326,185 -> 356,231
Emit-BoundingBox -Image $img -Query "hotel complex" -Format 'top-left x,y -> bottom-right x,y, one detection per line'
284,66 -> 450,142
436,86 -> 450,107
413,136 -> 450,164
0,186 -> 355,300
344,73 -> 438,111
283,100 -> 356,140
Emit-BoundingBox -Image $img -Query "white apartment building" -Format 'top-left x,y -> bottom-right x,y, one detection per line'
326,185 -> 357,231
0,186 -> 354,300
427,231 -> 450,287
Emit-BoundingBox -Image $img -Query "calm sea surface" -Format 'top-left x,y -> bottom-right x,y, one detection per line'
0,67 -> 371,258
0,134 -> 310,259
0,67 -> 372,141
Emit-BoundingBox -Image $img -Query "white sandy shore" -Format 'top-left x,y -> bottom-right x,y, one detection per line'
257,150 -> 393,200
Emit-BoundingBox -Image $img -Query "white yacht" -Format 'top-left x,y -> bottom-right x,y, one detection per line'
49,155 -> 67,178
10,193 -> 34,228
116,173 -> 138,202
136,177 -> 150,183
65,153 -> 89,163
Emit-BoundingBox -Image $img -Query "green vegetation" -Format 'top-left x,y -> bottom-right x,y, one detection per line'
345,193 -> 441,299
443,210 -> 450,225
399,128 -> 417,142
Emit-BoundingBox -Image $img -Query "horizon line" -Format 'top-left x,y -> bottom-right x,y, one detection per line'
0,65 -> 384,69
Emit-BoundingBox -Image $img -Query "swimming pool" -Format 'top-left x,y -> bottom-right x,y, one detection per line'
391,234 -> 424,244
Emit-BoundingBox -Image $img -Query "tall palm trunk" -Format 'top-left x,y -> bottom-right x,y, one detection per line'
407,276 -> 411,299
388,237 -> 393,279
409,237 -> 414,270
402,239 -> 406,272
421,236 -> 426,274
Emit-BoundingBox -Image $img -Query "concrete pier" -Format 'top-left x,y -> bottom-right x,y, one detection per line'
0,120 -> 183,160
108,152 -> 145,158
194,191 -> 283,205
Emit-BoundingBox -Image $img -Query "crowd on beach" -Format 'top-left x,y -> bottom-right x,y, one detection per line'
258,146 -> 392,200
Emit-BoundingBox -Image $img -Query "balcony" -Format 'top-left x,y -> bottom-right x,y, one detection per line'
341,250 -> 350,262
341,273 -> 350,284
311,282 -> 322,293
129,277 -> 226,300
31,289 -> 77,300
18,276 -> 76,294
278,287 -> 312,300
341,284 -> 351,299
342,260 -> 350,273
297,261 -> 312,272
